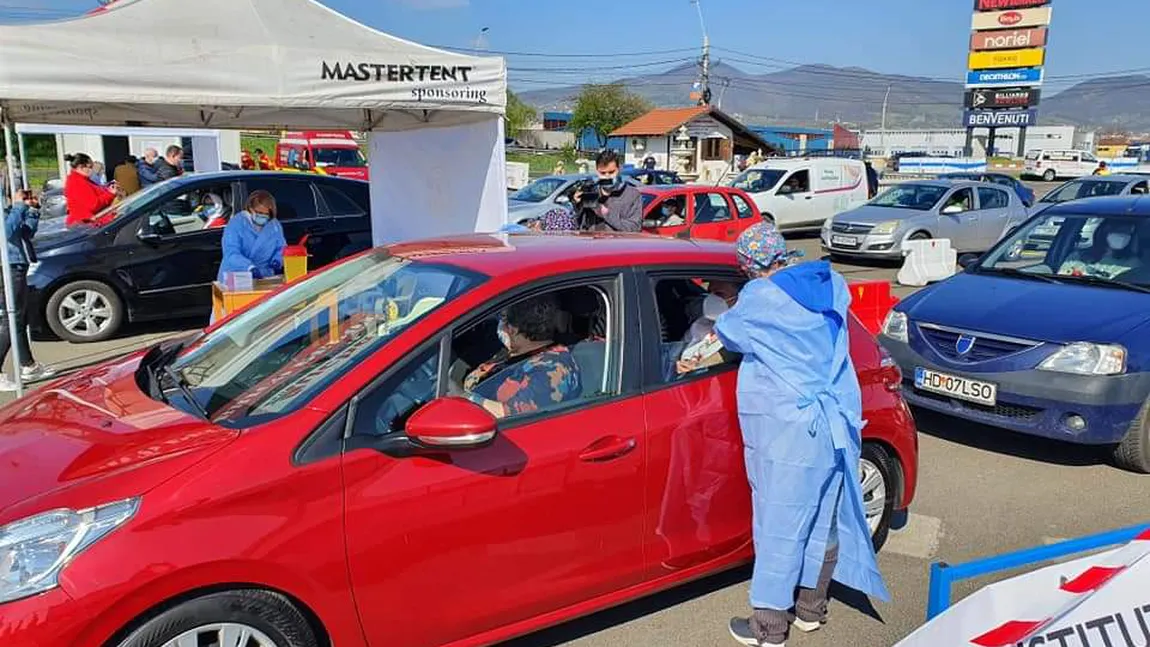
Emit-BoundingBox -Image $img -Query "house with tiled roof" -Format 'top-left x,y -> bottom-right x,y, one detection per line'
609,106 -> 775,181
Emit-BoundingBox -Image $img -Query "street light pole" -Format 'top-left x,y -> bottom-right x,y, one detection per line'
880,84 -> 892,156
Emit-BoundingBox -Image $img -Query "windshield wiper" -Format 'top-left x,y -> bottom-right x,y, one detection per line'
1053,273 -> 1150,294
978,266 -> 1061,284
160,364 -> 210,420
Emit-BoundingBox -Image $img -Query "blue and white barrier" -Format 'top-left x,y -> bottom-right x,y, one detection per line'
896,157 -> 988,175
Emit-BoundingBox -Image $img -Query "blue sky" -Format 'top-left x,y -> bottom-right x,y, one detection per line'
3,0 -> 1146,94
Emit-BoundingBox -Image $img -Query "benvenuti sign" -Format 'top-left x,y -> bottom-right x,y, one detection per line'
970,27 -> 1048,51
963,109 -> 1038,127
968,48 -> 1045,70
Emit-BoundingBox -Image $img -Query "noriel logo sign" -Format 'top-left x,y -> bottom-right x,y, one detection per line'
320,62 -> 489,104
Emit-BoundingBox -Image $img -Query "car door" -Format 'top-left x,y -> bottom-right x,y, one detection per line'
773,169 -> 815,227
1079,152 -> 1098,176
342,273 -> 648,647
637,269 -> 751,574
975,186 -> 1012,249
644,193 -> 689,238
119,178 -> 236,317
728,191 -> 758,237
313,179 -> 373,261
689,191 -> 738,241
935,187 -> 980,252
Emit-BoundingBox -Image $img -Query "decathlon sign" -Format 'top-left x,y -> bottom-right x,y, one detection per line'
965,88 -> 1041,109
966,67 -> 1044,88
964,109 -> 1038,128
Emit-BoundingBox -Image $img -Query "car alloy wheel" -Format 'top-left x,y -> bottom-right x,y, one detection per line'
161,623 -> 279,647
58,288 -> 114,338
859,457 -> 887,536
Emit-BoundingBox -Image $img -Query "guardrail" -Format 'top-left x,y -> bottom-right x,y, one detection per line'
925,522 -> 1150,621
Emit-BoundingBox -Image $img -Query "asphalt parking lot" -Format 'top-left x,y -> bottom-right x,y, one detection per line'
10,179 -> 1135,647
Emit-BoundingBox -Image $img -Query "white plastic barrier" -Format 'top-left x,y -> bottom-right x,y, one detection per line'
506,161 -> 530,190
896,157 -> 987,175
898,238 -> 956,287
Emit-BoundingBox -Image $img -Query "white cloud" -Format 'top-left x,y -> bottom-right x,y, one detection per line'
390,0 -> 468,9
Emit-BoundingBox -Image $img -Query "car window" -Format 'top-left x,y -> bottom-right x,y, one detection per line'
731,168 -> 785,193
313,147 -> 366,168
1131,181 -> 1149,195
141,181 -> 233,236
169,251 -> 483,427
509,177 -> 566,203
1041,180 -> 1128,204
780,170 -> 810,194
693,193 -> 732,224
350,344 -> 441,437
650,275 -> 745,385
316,184 -> 366,217
646,195 -> 687,227
977,187 -> 1010,210
871,184 -> 947,210
245,179 -> 318,221
942,188 -> 974,213
988,175 -> 1015,187
445,282 -> 620,421
730,193 -> 755,219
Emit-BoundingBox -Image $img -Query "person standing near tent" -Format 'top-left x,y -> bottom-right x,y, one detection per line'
679,223 -> 890,647
64,153 -> 117,227
114,156 -> 141,195
217,190 -> 286,283
155,145 -> 184,182
138,148 -> 161,187
0,191 -> 54,390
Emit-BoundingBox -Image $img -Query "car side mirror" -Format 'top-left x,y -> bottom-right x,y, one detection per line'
957,253 -> 980,269
137,230 -> 162,244
777,185 -> 794,195
942,205 -> 963,215
643,218 -> 661,228
554,195 -> 571,205
407,397 -> 497,450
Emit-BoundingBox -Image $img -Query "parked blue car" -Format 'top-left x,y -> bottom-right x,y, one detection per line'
879,195 -> 1150,472
939,172 -> 1036,207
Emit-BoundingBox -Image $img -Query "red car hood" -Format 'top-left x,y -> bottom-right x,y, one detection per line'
0,354 -> 237,522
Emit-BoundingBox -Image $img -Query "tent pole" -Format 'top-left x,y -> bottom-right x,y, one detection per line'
0,114 -> 26,396
17,131 -> 28,191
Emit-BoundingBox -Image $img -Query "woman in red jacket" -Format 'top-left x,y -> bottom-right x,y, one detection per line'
64,153 -> 117,227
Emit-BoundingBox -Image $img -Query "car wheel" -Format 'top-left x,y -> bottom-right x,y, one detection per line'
114,590 -> 319,647
861,443 -> 897,551
1043,169 -> 1056,182
1114,399 -> 1150,473
906,231 -> 930,244
45,280 -> 124,343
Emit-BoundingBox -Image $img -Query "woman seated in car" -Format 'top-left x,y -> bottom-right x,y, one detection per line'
458,294 -> 582,418
1057,219 -> 1143,280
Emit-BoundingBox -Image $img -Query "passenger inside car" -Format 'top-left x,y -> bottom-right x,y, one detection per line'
652,277 -> 745,381
453,292 -> 583,418
1057,219 -> 1144,279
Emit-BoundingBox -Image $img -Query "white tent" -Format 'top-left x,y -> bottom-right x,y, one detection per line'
0,0 -> 508,394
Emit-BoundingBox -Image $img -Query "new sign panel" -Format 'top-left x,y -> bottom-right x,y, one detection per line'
973,0 -> 1050,10
971,6 -> 1053,30
970,27 -> 1047,51
966,67 -> 1044,88
968,48 -> 1045,70
964,109 -> 1038,128
964,87 -> 1041,109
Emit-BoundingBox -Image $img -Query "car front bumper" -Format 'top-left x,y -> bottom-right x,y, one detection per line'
821,230 -> 903,259
881,335 -> 1150,445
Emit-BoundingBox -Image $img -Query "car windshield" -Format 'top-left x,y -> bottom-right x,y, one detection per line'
976,211 -> 1150,288
510,177 -> 566,203
313,147 -> 366,168
1025,151 -> 1041,161
84,180 -> 174,225
642,193 -> 656,210
730,169 -> 786,193
870,184 -> 948,210
165,250 -> 483,427
1040,180 -> 1128,204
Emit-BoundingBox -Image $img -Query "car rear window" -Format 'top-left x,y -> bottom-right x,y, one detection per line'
317,184 -> 365,217
245,179 -> 318,221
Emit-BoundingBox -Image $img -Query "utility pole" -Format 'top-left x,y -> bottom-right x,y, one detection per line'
717,77 -> 731,109
691,0 -> 711,105
880,84 -> 892,156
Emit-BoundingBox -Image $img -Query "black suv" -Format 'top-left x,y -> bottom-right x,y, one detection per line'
29,171 -> 372,343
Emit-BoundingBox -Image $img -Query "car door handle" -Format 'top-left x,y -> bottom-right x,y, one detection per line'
579,436 -> 637,462
804,195 -> 813,200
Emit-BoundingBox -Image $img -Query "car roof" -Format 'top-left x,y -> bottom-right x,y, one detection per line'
895,179 -> 982,189
178,170 -> 368,185
1042,195 -> 1150,217
387,232 -> 736,277
1064,174 -> 1145,182
638,185 -> 731,194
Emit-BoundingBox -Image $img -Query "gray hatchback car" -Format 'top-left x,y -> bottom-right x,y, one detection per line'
821,179 -> 1029,260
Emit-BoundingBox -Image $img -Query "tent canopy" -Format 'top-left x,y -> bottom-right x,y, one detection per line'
0,0 -> 506,131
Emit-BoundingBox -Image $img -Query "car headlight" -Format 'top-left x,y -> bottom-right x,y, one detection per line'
881,310 -> 908,343
1038,343 -> 1127,376
871,220 -> 900,235
0,498 -> 139,604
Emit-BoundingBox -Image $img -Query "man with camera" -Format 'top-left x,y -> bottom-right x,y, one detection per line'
572,150 -> 642,233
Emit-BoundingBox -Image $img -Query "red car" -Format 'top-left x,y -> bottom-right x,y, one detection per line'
641,185 -> 764,242
0,234 -> 917,647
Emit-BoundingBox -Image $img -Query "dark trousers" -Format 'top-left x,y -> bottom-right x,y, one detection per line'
0,265 -> 34,370
751,545 -> 839,644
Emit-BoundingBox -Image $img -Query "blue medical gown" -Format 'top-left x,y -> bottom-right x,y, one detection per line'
714,261 -> 890,611
217,211 -> 287,282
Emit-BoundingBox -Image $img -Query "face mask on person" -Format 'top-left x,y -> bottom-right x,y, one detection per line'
662,206 -> 674,217
1108,232 -> 1132,250
251,213 -> 270,227
701,294 -> 730,321
497,321 -> 512,349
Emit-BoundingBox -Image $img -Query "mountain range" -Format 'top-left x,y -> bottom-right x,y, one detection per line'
516,61 -> 1150,131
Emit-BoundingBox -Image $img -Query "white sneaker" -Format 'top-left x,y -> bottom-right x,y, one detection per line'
0,375 -> 16,392
793,618 -> 824,633
21,364 -> 56,383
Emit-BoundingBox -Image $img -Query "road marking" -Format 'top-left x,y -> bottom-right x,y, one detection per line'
884,513 -> 943,560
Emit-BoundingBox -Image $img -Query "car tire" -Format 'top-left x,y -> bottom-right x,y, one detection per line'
861,443 -> 898,552
114,590 -> 319,647
45,280 -> 124,343
1043,169 -> 1056,182
1114,399 -> 1150,474
906,231 -> 930,244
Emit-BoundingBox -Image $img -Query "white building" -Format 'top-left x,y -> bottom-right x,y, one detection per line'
862,125 -> 1096,158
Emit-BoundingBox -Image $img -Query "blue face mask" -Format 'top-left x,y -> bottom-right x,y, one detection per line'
496,321 -> 512,349
662,206 -> 674,217
251,213 -> 270,227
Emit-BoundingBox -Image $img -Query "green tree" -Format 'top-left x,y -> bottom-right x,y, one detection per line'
569,83 -> 652,150
505,89 -> 537,139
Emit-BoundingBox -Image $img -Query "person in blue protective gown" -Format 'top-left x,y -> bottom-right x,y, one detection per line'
685,223 -> 890,646
217,189 -> 286,283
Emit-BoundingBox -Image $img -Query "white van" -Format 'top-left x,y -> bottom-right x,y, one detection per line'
728,157 -> 869,230
1023,149 -> 1101,181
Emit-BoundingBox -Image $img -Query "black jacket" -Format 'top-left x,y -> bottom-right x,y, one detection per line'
581,184 -> 643,233
155,159 -> 182,182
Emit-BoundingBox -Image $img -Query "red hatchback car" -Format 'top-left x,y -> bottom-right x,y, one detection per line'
640,185 -> 764,242
0,234 -> 917,647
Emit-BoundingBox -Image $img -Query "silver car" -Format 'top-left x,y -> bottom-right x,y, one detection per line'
507,173 -> 647,224
1029,174 -> 1150,217
821,179 -> 1029,260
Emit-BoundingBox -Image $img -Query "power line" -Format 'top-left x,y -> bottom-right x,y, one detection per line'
430,43 -> 700,58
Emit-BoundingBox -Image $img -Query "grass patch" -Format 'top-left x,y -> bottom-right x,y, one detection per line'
507,149 -> 579,177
